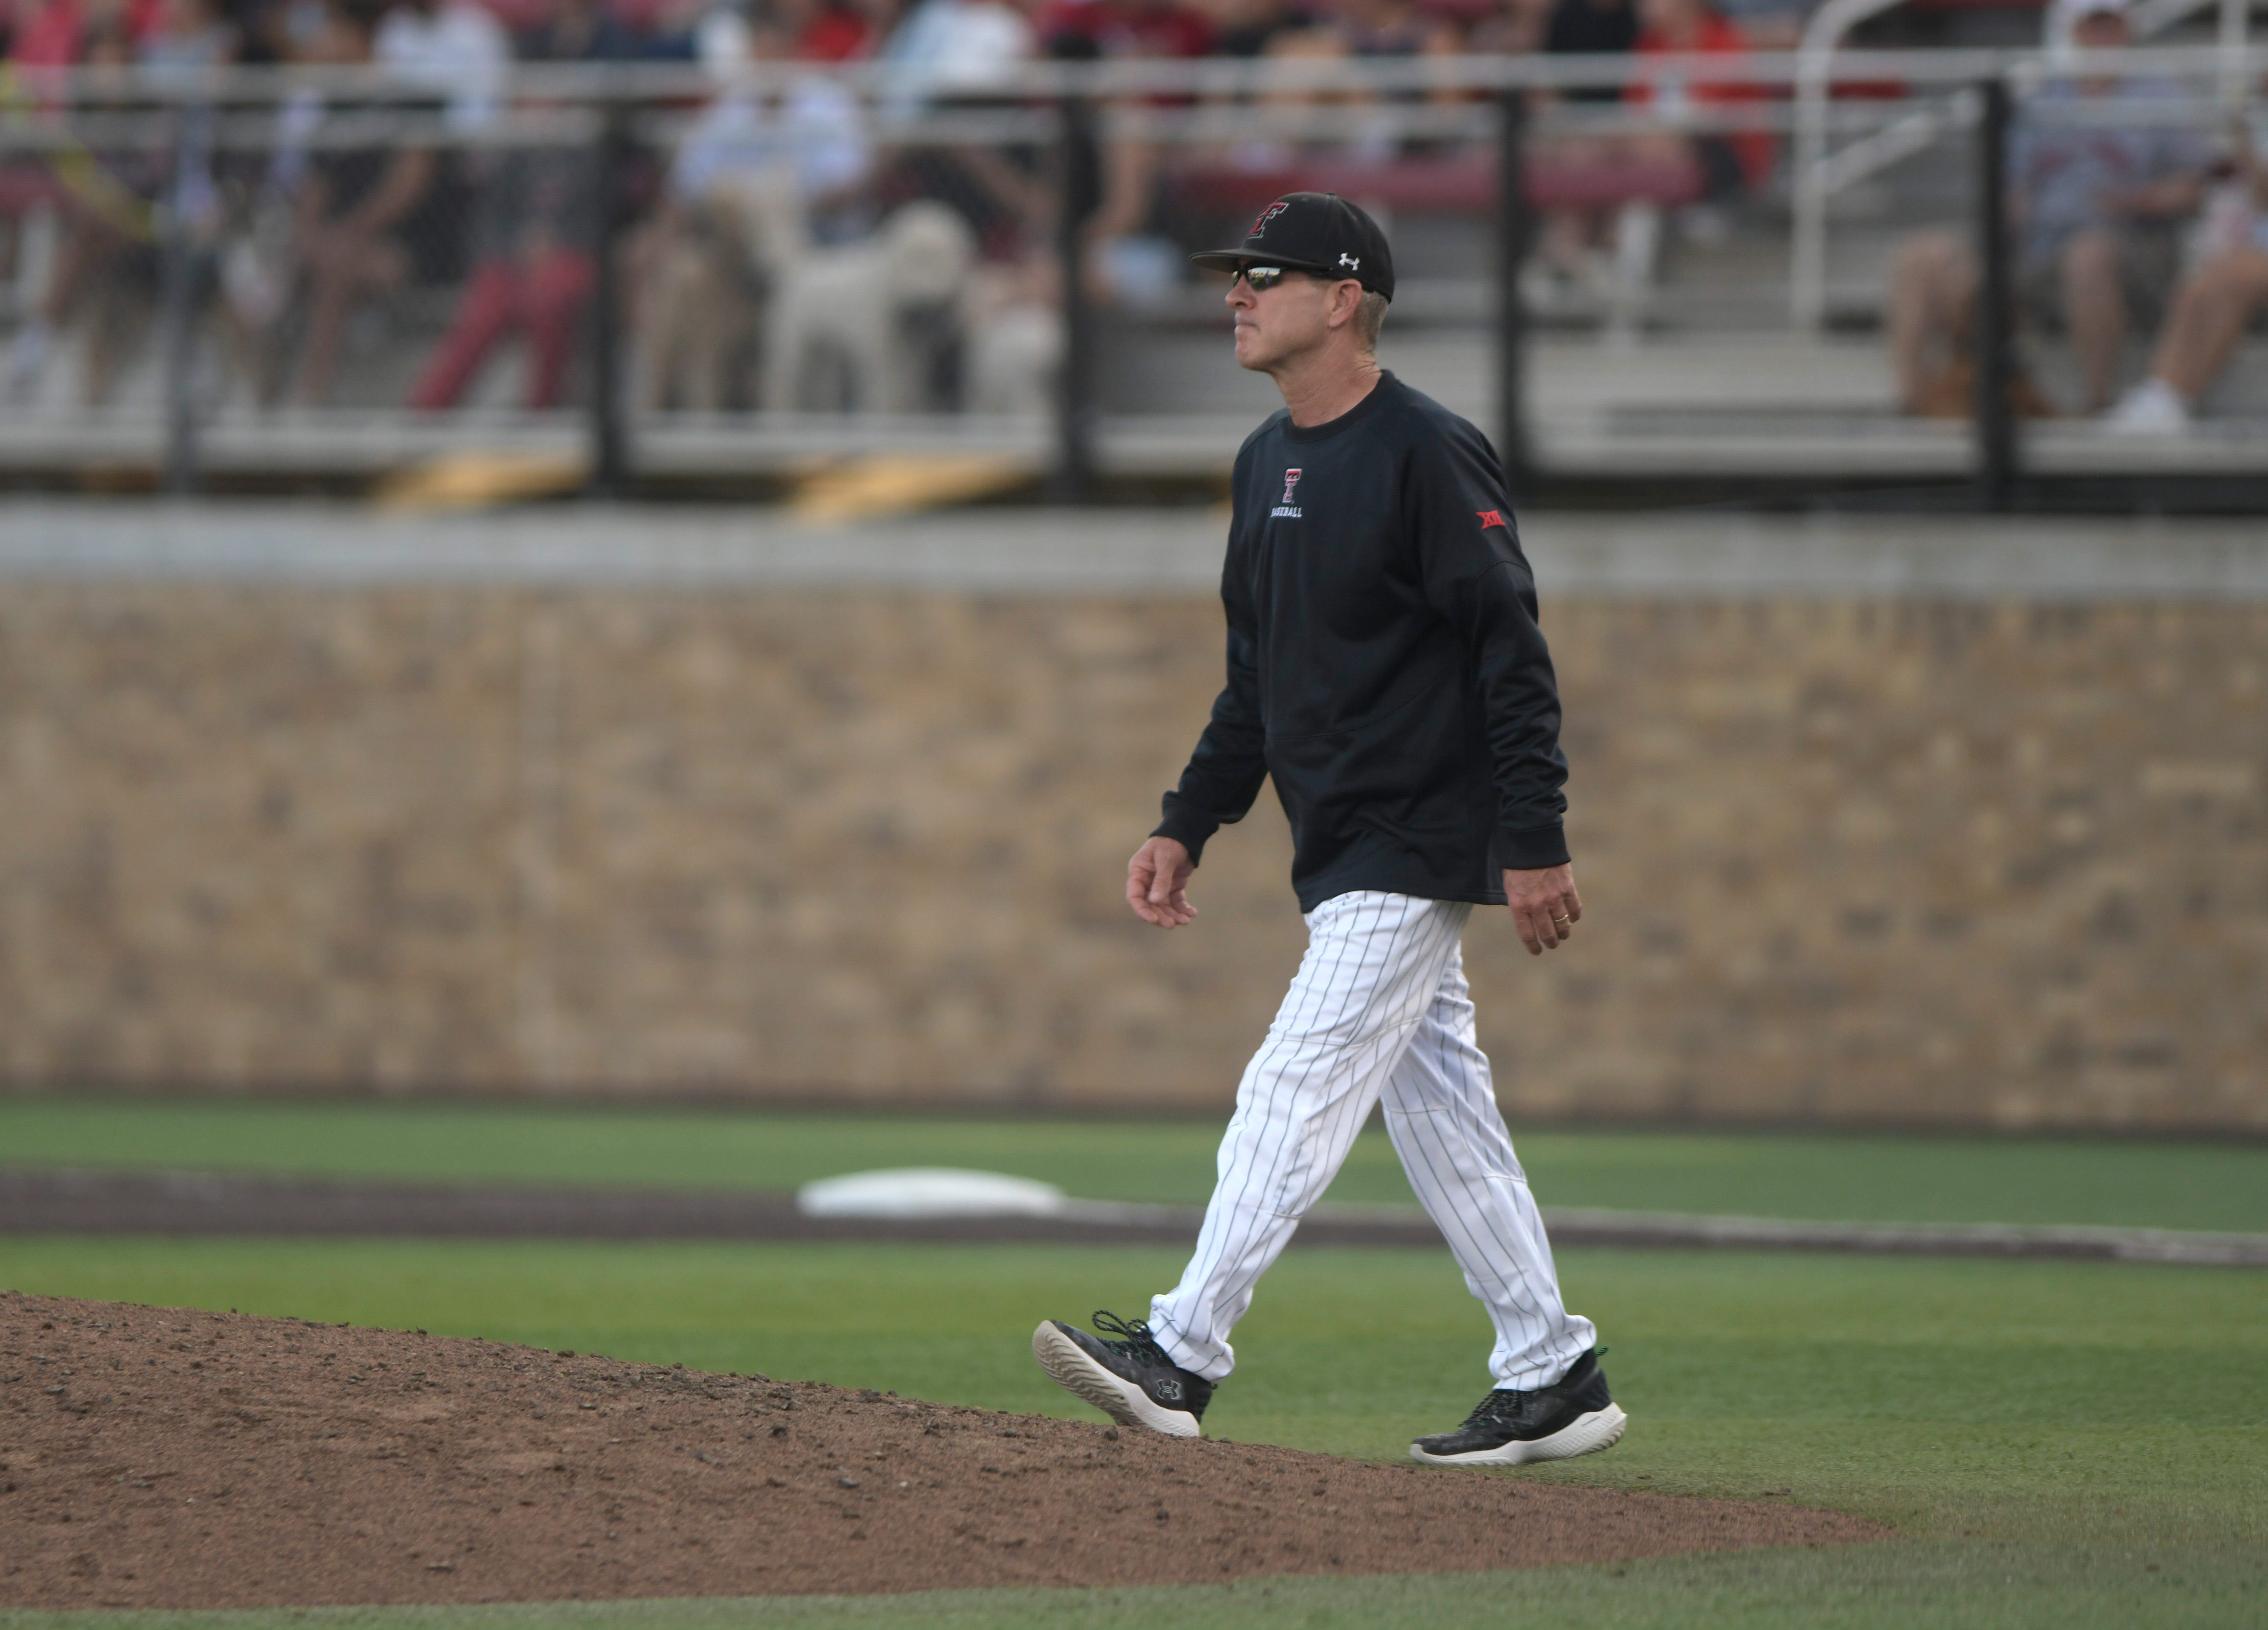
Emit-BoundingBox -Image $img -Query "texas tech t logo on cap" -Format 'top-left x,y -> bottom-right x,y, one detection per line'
1271,468 -> 1303,518
1194,191 -> 1396,301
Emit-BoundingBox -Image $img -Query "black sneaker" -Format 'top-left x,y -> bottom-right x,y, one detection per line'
1032,1311 -> 1213,1439
1409,1348 -> 1627,1466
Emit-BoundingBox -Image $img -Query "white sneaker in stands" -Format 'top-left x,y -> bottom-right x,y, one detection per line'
2105,379 -> 2193,434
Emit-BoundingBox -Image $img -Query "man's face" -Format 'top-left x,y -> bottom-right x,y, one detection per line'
1226,266 -> 1359,373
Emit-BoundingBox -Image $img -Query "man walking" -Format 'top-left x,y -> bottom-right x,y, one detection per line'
1032,194 -> 1624,1468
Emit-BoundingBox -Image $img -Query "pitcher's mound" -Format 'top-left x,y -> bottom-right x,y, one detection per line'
1,1292 -> 1881,1608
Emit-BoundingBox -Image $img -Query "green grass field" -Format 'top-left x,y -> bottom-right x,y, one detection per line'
2,1104 -> 2264,1627
4,1097 -> 2266,1232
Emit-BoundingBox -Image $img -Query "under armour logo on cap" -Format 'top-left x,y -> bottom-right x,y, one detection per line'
1339,253 -> 1359,271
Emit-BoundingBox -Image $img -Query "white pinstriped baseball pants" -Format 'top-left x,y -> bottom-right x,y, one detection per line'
1149,890 -> 1596,1390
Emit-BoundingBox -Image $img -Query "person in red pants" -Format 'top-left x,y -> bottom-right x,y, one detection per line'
408,148 -> 597,412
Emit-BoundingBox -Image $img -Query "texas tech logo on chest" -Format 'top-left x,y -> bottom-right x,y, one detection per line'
1271,468 -> 1303,518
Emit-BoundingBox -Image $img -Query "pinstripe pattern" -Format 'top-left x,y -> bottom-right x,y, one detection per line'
1150,891 -> 1596,1389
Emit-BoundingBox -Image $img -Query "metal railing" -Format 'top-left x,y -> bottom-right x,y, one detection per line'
1,45 -> 2263,504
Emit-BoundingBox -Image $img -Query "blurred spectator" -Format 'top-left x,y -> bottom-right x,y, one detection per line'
139,0 -> 236,78
1204,0 -> 1317,57
757,0 -> 1059,415
1310,0 -> 1456,58
406,0 -> 630,410
1230,19 -> 1394,170
1037,0 -> 1213,60
516,0 -> 642,58
1707,0 -> 1801,49
366,0 -> 506,354
882,0 -> 1030,103
1545,0 -> 1634,81
772,0 -> 878,60
406,161 -> 594,411
634,6 -> 873,409
2109,103 -> 2268,432
872,0 -> 1037,272
279,0 -> 452,405
1037,0 -> 1213,305
667,13 -> 870,233
374,0 -> 508,134
1886,0 -> 2206,416
143,0 -> 236,64
1624,0 -> 1772,217
7,0 -> 243,404
1530,0 -> 1636,289
239,0 -> 330,63
1516,0 -> 1760,326
3,0 -> 156,79
1467,0 -> 1550,52
4,8 -> 171,403
1416,0 -> 1501,52
7,0 -> 92,71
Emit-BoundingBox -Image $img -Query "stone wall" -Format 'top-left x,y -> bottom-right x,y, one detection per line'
1,507 -> 2262,1130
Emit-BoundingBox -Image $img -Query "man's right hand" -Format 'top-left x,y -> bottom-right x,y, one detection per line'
1127,836 -> 1197,928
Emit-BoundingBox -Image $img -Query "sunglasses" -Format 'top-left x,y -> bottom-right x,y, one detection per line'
1230,265 -> 1302,292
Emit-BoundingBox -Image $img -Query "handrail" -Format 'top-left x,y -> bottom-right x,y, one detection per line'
0,67 -> 2226,158
0,84 -> 2199,157
1813,88 -> 1979,196
1791,0 -> 1915,330
4,45 -> 2267,105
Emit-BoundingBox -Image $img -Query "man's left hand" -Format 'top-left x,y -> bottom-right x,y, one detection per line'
1503,864 -> 1581,956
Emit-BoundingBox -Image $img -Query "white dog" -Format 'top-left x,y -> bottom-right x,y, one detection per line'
762,199 -> 977,413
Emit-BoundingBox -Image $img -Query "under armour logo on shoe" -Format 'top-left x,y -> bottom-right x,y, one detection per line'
1154,1377 -> 1183,1402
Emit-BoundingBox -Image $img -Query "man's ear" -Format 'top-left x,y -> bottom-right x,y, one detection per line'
1326,279 -> 1363,331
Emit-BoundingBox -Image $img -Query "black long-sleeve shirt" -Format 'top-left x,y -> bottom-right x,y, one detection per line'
1153,372 -> 1570,913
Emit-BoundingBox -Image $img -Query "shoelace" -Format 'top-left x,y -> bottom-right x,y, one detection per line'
1458,1389 -> 1535,1430
1090,1310 -> 1172,1366
1457,1348 -> 1604,1430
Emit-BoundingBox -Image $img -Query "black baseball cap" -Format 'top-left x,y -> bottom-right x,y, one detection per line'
1191,192 -> 1395,302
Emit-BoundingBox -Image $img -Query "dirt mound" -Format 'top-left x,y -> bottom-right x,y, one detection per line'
0,1292 -> 1883,1608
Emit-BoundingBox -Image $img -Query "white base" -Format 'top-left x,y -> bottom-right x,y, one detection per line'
1031,1321 -> 1202,1439
1409,1403 -> 1628,1467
